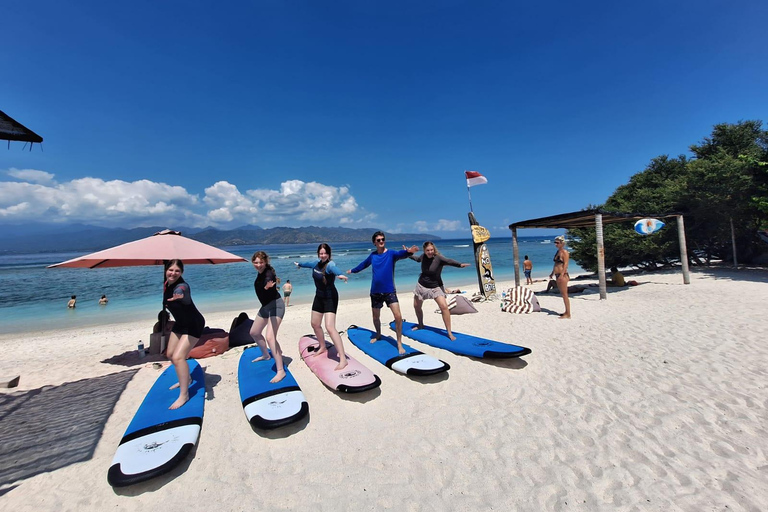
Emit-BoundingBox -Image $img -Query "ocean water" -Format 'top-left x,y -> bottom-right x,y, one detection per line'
0,236 -> 579,334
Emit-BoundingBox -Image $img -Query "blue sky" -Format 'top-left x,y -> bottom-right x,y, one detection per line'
2,0 -> 766,237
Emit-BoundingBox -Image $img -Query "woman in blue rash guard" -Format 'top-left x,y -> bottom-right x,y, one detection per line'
294,243 -> 350,371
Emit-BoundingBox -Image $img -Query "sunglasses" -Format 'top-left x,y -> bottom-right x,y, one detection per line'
375,238 -> 385,242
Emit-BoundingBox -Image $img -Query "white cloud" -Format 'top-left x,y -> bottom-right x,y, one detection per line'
392,219 -> 465,235
240,180 -> 359,223
0,171 -> 369,229
0,175 -> 203,226
6,168 -> 56,185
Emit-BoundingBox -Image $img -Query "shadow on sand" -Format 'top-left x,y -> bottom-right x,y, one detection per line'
0,369 -> 138,494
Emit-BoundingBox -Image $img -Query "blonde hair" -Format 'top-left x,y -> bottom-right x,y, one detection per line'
554,236 -> 565,243
423,241 -> 440,255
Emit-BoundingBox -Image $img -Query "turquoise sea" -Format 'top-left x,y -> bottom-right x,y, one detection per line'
0,236 -> 579,334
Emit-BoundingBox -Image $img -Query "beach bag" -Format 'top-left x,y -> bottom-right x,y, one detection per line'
188,327 -> 229,358
501,287 -> 540,314
229,313 -> 256,347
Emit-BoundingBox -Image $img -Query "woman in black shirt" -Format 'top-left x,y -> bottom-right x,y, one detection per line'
249,251 -> 287,383
409,241 -> 469,340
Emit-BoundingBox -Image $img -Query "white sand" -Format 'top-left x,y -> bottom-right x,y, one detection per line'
1,267 -> 767,511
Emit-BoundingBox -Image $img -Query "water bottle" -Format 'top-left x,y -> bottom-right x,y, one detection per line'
138,340 -> 146,358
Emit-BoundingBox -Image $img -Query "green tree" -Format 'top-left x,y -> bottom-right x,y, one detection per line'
568,120 -> 768,272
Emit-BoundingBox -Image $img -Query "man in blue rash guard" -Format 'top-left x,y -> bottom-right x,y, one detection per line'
347,231 -> 418,354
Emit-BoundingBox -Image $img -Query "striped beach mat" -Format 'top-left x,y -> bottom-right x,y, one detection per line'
501,287 -> 540,314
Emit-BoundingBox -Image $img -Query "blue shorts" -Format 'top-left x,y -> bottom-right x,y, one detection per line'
370,292 -> 399,309
524,270 -> 531,278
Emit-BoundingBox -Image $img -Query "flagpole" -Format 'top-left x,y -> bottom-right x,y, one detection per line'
467,183 -> 474,213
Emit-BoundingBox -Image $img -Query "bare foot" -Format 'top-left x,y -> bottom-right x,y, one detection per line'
313,346 -> 328,356
335,359 -> 348,371
270,370 -> 286,383
397,345 -> 406,355
446,332 -> 457,341
370,335 -> 381,343
169,395 -> 189,410
412,324 -> 424,331
559,314 -> 571,319
252,354 -> 272,363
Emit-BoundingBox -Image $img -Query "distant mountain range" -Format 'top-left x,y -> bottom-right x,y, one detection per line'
0,223 -> 440,254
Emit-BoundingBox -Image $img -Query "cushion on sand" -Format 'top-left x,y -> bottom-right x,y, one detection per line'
435,294 -> 478,315
502,287 -> 540,314
188,328 -> 229,359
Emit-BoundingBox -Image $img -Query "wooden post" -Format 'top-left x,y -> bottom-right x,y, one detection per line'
677,215 -> 691,284
730,217 -> 738,268
512,226 -> 520,287
595,213 -> 607,300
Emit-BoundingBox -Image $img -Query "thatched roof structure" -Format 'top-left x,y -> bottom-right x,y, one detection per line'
510,208 -> 681,229
1,110 -> 43,145
509,208 -> 691,298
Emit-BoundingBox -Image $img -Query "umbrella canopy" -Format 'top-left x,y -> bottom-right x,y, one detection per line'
48,229 -> 247,269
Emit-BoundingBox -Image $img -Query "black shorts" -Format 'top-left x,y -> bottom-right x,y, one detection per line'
370,292 -> 399,309
171,313 -> 205,339
312,294 -> 339,314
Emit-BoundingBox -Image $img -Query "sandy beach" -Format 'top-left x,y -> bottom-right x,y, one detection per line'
1,267 -> 767,511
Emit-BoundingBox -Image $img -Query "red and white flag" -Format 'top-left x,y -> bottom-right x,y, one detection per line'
465,170 -> 488,187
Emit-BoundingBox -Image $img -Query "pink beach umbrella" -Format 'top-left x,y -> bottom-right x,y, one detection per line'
48,229 -> 248,350
48,229 -> 247,268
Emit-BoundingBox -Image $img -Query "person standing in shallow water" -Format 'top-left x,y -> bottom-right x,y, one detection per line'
163,259 -> 206,409
549,236 -> 571,319
249,251 -> 287,383
282,280 -> 293,307
523,255 -> 533,285
295,243 -> 349,371
67,295 -> 77,308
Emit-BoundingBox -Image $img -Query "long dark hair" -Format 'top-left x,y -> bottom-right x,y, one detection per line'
317,243 -> 332,270
317,243 -> 332,284
164,259 -> 184,272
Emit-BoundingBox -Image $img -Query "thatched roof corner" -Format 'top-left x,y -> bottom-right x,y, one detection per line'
0,110 -> 43,144
509,208 -> 682,230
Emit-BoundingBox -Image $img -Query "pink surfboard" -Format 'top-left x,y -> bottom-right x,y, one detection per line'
298,335 -> 381,393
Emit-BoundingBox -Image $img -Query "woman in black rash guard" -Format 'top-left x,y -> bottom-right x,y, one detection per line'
249,251 -> 287,383
409,241 -> 469,340
163,259 -> 206,410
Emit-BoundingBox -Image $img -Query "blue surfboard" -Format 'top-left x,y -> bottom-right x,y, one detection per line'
107,360 -> 205,487
392,320 -> 532,359
238,346 -> 309,429
346,325 -> 449,376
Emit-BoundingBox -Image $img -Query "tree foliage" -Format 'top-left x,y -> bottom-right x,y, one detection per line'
568,121 -> 768,272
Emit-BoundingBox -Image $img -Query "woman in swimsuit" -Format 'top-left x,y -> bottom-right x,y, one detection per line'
163,259 -> 206,409
409,241 -> 470,340
250,251 -> 287,383
294,243 -> 349,371
549,235 -> 571,319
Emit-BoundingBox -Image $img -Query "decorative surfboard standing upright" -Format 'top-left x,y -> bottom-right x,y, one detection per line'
464,170 -> 497,299
469,213 -> 497,299
299,334 -> 381,393
346,325 -> 449,376
107,361 -> 206,487
238,346 -> 309,430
